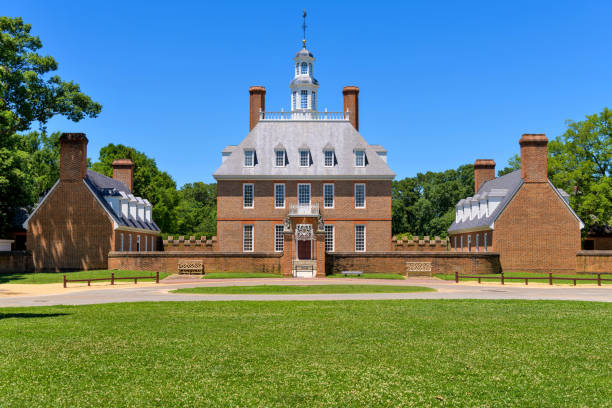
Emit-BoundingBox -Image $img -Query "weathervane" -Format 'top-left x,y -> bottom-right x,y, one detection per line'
302,9 -> 307,48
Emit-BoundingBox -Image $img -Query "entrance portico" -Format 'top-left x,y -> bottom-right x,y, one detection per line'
282,204 -> 326,278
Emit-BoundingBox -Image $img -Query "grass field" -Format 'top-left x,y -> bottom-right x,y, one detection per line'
0,270 -> 168,284
172,284 -> 432,294
326,273 -> 405,280
202,272 -> 282,279
436,272 -> 612,285
1,300 -> 611,407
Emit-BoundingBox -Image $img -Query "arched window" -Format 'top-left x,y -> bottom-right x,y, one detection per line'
300,90 -> 308,109
301,62 -> 308,74
309,63 -> 312,75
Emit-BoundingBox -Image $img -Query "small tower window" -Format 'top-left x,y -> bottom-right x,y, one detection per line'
301,62 -> 308,74
312,91 -> 316,110
309,63 -> 312,75
295,63 -> 299,75
292,91 -> 297,110
300,90 -> 308,109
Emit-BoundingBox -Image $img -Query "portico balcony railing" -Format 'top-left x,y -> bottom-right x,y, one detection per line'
260,110 -> 349,121
289,203 -> 320,216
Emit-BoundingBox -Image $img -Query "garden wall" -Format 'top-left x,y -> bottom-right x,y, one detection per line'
0,251 -> 33,273
326,251 -> 501,276
392,236 -> 449,252
162,236 -> 218,252
576,251 -> 612,273
108,251 -> 281,274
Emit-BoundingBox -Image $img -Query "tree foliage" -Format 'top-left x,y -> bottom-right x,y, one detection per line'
392,164 -> 474,237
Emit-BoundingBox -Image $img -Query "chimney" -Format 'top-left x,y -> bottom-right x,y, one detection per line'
249,86 -> 266,131
59,133 -> 88,181
474,159 -> 496,193
112,159 -> 135,192
343,86 -> 359,130
519,134 -> 548,183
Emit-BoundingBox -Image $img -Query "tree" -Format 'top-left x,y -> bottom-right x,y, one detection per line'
175,182 -> 217,237
497,154 -> 520,177
0,17 -> 101,234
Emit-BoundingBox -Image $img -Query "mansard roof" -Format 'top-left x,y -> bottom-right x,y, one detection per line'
213,121 -> 395,180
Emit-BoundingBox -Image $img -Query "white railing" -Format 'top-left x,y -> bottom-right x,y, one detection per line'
260,110 -> 349,121
289,203 -> 320,216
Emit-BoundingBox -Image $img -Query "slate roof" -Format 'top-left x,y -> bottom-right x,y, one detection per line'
213,121 -> 395,180
84,170 -> 160,232
448,170 -> 523,232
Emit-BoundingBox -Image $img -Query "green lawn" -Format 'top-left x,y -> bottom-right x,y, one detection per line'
202,272 -> 283,279
172,284 -> 431,295
1,300 -> 611,407
436,272 -> 612,285
0,270 -> 168,284
327,273 -> 405,280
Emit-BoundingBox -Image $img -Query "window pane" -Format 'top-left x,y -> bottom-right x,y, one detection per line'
243,184 -> 254,208
324,184 -> 334,208
325,225 -> 334,252
275,225 -> 284,252
355,184 -> 365,208
244,150 -> 254,167
243,225 -> 253,252
275,184 -> 285,208
301,62 -> 307,74
301,90 -> 307,109
355,150 -> 365,167
300,150 -> 309,167
355,225 -> 365,252
275,150 -> 285,166
298,184 -> 310,206
324,150 -> 333,167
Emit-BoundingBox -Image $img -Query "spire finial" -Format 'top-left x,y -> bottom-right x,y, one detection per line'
302,9 -> 307,48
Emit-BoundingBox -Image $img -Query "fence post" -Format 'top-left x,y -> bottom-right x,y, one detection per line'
156,271 -> 159,284
525,278 -> 528,285
134,278 -> 137,284
598,274 -> 601,287
455,271 -> 459,283
549,273 -> 553,286
63,275 -> 66,288
111,272 -> 114,285
501,272 -> 504,285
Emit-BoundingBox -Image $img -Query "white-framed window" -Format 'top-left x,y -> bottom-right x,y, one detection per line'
484,233 -> 488,252
301,62 -> 308,74
299,150 -> 310,167
323,184 -> 334,208
355,225 -> 366,252
151,236 -> 155,251
274,183 -> 285,208
300,90 -> 308,109
298,183 -> 311,206
145,235 -> 148,251
324,150 -> 334,167
120,233 -> 124,252
468,235 -> 472,252
137,235 -> 141,252
355,150 -> 365,167
295,63 -> 299,75
244,150 -> 254,167
275,150 -> 286,167
355,183 -> 366,208
309,63 -> 313,74
129,235 -> 132,251
324,224 -> 334,252
454,236 -> 457,252
274,224 -> 284,252
312,91 -> 316,109
243,225 -> 253,252
460,235 -> 464,251
292,91 -> 297,110
475,234 -> 479,252
243,183 -> 254,208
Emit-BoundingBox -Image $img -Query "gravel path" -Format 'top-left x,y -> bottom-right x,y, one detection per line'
0,277 -> 611,307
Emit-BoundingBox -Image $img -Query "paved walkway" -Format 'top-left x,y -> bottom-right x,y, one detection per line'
0,277 -> 611,307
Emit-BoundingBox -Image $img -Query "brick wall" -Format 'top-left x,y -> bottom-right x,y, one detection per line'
108,251 -> 282,274
326,251 -> 501,276
493,183 -> 581,273
392,236 -> 449,252
163,236 -> 218,251
576,251 -> 612,273
0,251 -> 32,273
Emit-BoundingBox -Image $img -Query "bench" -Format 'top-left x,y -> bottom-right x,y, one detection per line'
341,270 -> 363,277
178,260 -> 204,275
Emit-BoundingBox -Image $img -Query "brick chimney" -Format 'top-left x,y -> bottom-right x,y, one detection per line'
249,86 -> 266,131
112,159 -> 135,192
519,134 -> 548,183
59,133 -> 88,181
474,159 -> 496,193
343,86 -> 359,131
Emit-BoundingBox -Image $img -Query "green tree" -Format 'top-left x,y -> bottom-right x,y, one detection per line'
497,154 -> 520,177
175,182 -> 217,237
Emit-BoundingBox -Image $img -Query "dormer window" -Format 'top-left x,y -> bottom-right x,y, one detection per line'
355,150 -> 365,167
300,62 -> 308,74
299,150 -> 310,167
324,150 -> 334,167
275,149 -> 286,167
244,150 -> 255,167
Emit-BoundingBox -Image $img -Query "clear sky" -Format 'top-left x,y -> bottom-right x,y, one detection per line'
6,1 -> 611,186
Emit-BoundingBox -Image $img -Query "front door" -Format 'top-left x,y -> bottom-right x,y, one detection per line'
298,240 -> 311,260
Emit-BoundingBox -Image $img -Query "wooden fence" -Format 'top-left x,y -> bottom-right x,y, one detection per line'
454,271 -> 612,286
63,272 -> 160,288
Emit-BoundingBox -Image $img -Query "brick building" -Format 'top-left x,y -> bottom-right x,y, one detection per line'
25,133 -> 160,271
213,41 -> 395,277
448,134 -> 583,273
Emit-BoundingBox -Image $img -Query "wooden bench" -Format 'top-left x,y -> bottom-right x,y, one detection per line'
341,270 -> 363,277
178,260 -> 204,275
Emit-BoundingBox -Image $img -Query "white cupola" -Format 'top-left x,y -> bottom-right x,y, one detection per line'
290,11 -> 319,116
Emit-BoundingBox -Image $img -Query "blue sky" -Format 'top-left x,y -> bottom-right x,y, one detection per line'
7,0 -> 611,186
